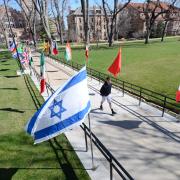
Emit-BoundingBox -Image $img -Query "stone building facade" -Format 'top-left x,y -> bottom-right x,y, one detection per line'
67,4 -> 180,42
67,6 -> 111,42
0,5 -> 25,42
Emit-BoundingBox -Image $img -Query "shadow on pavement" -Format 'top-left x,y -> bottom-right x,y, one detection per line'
98,120 -> 142,130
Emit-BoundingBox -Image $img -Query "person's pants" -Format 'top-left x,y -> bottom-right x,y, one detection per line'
101,95 -> 111,104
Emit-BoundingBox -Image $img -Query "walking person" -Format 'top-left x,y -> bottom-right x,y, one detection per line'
100,77 -> 116,115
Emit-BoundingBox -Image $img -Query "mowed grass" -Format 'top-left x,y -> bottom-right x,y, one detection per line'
56,37 -> 180,98
0,51 -> 90,180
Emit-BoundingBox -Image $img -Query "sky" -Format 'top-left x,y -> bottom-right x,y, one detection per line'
0,0 -> 143,10
0,0 -> 99,10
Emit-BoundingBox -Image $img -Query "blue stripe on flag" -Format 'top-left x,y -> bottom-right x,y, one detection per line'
27,96 -> 51,135
34,101 -> 91,141
60,69 -> 86,94
26,66 -> 87,136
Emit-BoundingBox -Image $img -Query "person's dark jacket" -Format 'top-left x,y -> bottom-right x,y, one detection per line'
100,81 -> 112,96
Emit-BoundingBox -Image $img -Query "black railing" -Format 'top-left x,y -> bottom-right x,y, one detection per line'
81,123 -> 134,180
48,54 -> 180,116
31,67 -> 134,180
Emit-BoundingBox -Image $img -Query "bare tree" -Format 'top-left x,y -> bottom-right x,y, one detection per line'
0,20 -> 9,48
50,0 -> 67,44
80,0 -> 89,46
161,2 -> 179,42
32,0 -> 52,43
141,0 -> 177,44
3,0 -> 22,69
102,0 -> 131,47
15,0 -> 37,47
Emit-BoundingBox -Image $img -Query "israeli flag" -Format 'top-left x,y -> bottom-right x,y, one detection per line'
25,66 -> 91,144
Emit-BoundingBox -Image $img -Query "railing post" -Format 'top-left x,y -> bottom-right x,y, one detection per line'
122,81 -> 125,97
162,96 -> 167,117
84,126 -> 88,152
139,87 -> 142,106
110,156 -> 113,180
99,72 -> 100,84
91,69 -> 92,80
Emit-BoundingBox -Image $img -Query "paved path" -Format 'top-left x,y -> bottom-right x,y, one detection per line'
31,52 -> 180,180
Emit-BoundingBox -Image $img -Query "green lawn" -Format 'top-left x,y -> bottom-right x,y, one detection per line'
56,37 -> 180,98
0,51 -> 90,180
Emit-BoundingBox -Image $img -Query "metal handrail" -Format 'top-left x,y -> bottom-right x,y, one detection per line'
49,54 -> 180,116
31,66 -> 134,180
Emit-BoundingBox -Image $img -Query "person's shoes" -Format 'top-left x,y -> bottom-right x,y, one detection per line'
111,109 -> 116,115
100,105 -> 103,110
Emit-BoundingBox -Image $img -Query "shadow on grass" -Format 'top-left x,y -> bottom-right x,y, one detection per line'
49,139 -> 78,180
0,168 -> 18,180
0,88 -> 18,90
0,69 -> 10,72
4,76 -> 20,78
0,108 -> 24,113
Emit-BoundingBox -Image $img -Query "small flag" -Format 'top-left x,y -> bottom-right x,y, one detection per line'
10,44 -> 15,52
40,52 -> 46,94
176,85 -> 180,103
65,42 -> 72,61
29,57 -> 33,67
85,45 -> 89,61
25,66 -> 91,144
21,51 -> 29,64
108,48 -> 122,77
52,41 -> 58,55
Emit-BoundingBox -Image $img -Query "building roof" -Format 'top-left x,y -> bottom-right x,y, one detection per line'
68,6 -> 110,16
128,2 -> 180,13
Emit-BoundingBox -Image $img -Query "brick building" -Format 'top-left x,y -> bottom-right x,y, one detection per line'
67,6 -> 111,42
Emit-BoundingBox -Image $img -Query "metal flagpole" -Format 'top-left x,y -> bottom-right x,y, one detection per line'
88,113 -> 97,170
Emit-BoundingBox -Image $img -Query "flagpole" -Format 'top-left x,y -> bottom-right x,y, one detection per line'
88,113 -> 97,170
45,55 -> 51,97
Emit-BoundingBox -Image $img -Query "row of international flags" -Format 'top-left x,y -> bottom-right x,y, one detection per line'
9,42 -> 31,65
9,41 -> 180,103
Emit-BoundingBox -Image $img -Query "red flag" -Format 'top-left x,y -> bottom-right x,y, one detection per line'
40,79 -> 46,94
108,48 -> 122,77
176,85 -> 180,103
52,41 -> 58,55
85,45 -> 89,61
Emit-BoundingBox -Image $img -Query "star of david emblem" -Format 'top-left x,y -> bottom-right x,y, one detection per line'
49,99 -> 66,119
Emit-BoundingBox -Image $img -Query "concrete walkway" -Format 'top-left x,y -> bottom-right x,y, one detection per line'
30,52 -> 180,180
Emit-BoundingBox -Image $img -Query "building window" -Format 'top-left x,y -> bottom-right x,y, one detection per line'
80,33 -> 83,38
91,18 -> 94,22
104,25 -> 106,29
104,32 -> 106,37
79,18 -> 81,23
80,26 -> 82,31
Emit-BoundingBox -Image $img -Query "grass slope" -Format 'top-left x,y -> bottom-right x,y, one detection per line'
0,51 -> 90,180
56,38 -> 180,98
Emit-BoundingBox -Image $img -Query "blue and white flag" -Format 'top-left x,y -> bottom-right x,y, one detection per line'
25,66 -> 91,144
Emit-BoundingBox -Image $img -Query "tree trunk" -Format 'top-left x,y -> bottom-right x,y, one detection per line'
161,21 -> 168,42
81,0 -> 89,46
108,32 -> 113,47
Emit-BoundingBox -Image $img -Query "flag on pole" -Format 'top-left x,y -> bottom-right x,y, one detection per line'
52,41 -> 58,55
85,45 -> 89,62
107,48 -> 122,77
65,42 -> 72,61
9,42 -> 16,52
25,66 -> 91,144
21,51 -> 29,64
40,52 -> 46,94
29,57 -> 33,67
176,85 -> 180,103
